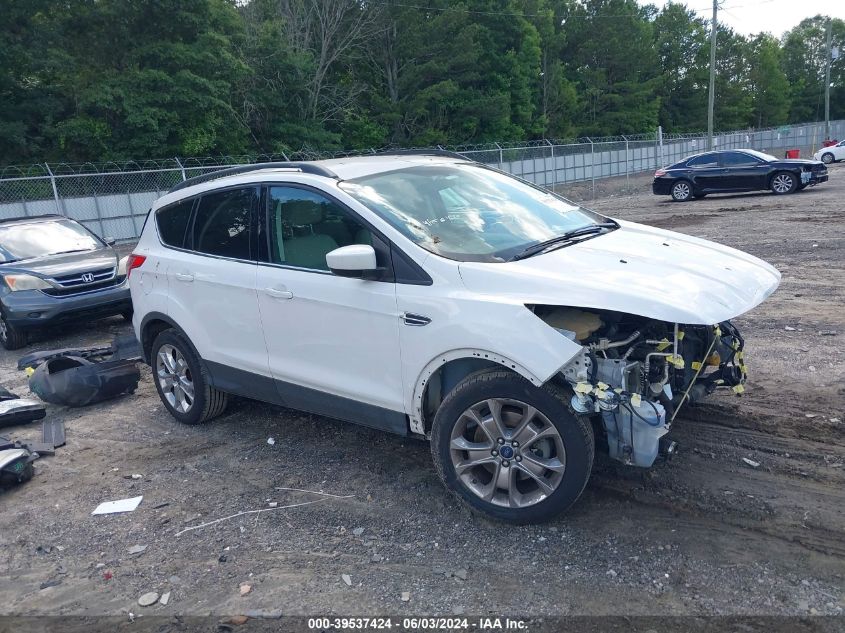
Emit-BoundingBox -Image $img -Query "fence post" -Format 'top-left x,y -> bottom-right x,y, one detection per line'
586,138 -> 595,199
622,135 -> 630,188
495,142 -> 503,169
657,126 -> 664,167
44,163 -> 64,216
545,139 -> 555,187
174,157 -> 187,182
91,184 -> 106,239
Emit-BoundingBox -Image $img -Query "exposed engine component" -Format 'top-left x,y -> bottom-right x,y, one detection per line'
536,307 -> 748,468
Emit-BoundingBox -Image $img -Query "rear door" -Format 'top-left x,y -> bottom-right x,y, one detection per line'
718,151 -> 768,190
686,153 -> 724,191
165,186 -> 269,380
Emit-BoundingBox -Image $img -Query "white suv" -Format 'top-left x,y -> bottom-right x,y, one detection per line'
129,153 -> 780,523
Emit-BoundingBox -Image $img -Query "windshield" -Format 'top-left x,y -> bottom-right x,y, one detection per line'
339,164 -> 607,262
0,219 -> 101,264
742,149 -> 778,162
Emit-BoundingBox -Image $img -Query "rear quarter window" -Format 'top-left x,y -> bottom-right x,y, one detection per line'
156,200 -> 194,248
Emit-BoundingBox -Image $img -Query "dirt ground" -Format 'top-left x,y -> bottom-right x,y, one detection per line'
0,166 -> 843,626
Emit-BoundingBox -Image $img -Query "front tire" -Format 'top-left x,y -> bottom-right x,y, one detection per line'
770,171 -> 797,195
151,329 -> 227,425
0,313 -> 27,350
822,152 -> 834,165
431,370 -> 594,524
671,180 -> 693,202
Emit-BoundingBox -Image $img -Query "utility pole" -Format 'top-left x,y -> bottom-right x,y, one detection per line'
825,19 -> 832,141
707,0 -> 718,150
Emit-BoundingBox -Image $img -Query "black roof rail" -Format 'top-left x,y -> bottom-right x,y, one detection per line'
168,161 -> 338,194
372,148 -> 472,161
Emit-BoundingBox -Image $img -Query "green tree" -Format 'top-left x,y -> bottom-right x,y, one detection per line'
782,16 -> 845,124
0,0 -> 60,164
748,34 -> 790,128
561,0 -> 661,136
711,26 -> 753,131
653,2 -> 709,132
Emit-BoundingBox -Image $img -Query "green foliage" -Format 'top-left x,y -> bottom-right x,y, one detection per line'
0,0 -> 840,164
781,16 -> 845,123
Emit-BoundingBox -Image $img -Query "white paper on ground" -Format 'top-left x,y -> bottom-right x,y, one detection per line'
92,496 -> 143,515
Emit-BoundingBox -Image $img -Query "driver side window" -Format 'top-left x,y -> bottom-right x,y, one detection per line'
268,187 -> 372,271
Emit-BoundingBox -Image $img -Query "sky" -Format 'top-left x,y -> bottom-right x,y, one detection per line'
640,0 -> 845,37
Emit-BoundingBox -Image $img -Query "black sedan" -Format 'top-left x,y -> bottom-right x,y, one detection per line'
652,149 -> 828,201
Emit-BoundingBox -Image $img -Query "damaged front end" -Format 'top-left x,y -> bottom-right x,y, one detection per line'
535,306 -> 748,468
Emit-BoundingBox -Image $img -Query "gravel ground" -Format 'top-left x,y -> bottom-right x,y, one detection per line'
0,167 -> 843,624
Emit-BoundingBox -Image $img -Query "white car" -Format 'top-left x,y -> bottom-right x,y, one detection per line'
814,141 -> 845,164
128,153 -> 780,523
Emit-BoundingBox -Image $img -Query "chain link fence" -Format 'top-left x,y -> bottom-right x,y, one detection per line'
1,120 -> 843,242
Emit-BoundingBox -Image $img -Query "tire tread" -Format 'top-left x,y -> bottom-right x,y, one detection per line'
152,328 -> 228,425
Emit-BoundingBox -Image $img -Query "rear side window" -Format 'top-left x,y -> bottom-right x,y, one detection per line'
687,154 -> 718,167
191,187 -> 258,260
156,200 -> 193,247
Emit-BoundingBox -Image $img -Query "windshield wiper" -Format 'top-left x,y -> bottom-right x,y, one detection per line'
509,222 -> 618,261
50,249 -> 93,256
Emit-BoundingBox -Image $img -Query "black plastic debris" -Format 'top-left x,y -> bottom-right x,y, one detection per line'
29,356 -> 140,407
0,399 -> 46,429
0,446 -> 36,485
17,333 -> 142,372
42,419 -> 65,448
0,385 -> 46,430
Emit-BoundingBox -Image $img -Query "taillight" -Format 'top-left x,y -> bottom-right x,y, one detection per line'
654,169 -> 667,177
126,253 -> 146,278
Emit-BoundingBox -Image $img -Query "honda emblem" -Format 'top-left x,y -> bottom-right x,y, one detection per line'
81,272 -> 95,283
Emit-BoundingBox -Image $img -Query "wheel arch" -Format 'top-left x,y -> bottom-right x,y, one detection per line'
140,311 -> 191,364
410,349 -> 545,436
769,168 -> 799,187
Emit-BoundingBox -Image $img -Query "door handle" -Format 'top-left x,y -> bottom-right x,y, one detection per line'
174,272 -> 194,282
264,287 -> 293,299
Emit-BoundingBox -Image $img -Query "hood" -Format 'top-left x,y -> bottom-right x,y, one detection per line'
458,220 -> 780,325
775,158 -> 824,167
0,249 -> 117,279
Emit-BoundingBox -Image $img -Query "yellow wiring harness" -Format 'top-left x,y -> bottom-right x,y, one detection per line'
670,325 -> 720,423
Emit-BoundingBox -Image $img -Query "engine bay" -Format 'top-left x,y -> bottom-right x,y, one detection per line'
534,306 -> 748,467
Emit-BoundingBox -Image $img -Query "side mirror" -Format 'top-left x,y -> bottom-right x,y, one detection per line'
105,237 -> 117,246
326,244 -> 379,279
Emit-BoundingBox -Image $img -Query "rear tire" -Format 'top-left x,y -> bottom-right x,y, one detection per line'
0,313 -> 27,350
671,180 -> 693,202
770,171 -> 797,195
430,370 -> 594,524
822,152 -> 834,165
151,329 -> 227,425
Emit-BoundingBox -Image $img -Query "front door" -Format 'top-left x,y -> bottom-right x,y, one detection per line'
719,152 -> 767,190
255,185 -> 406,433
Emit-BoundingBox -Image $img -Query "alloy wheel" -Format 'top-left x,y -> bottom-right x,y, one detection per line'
0,318 -> 7,343
449,398 -> 566,508
772,174 -> 794,193
156,343 -> 195,413
672,182 -> 690,200
822,153 -> 834,164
